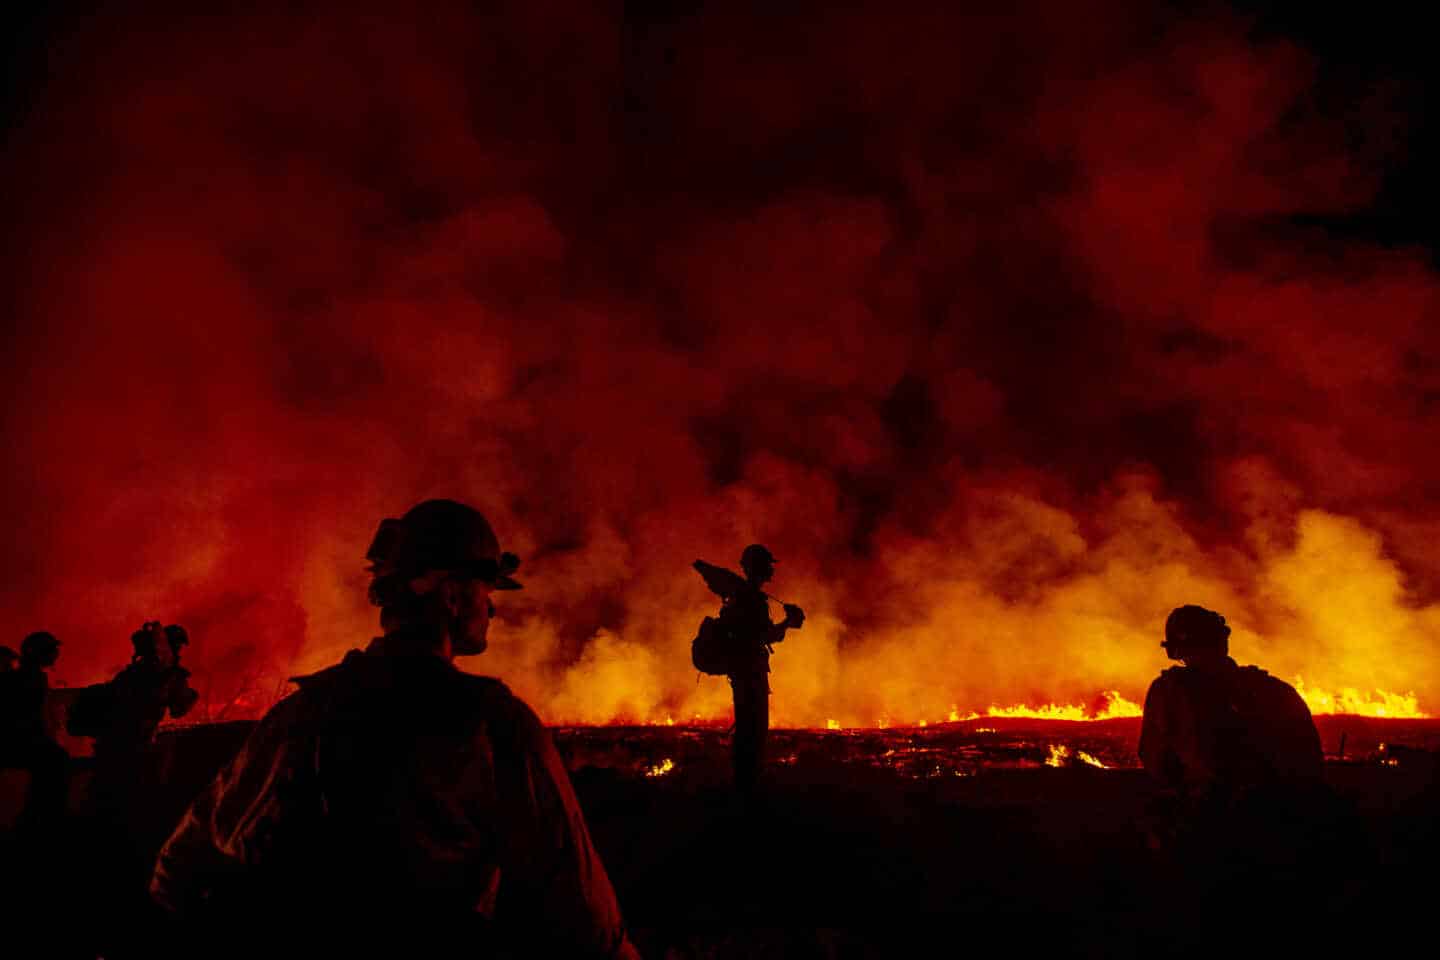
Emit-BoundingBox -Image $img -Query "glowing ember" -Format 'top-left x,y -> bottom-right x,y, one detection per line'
928,765 -> 969,778
644,758 -> 676,778
555,717 -> 1440,785
826,719 -> 841,730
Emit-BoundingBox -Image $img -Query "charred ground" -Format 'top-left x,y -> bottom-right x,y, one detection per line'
3,718 -> 1436,957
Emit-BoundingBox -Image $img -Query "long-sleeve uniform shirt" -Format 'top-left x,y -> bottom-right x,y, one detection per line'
693,560 -> 786,678
150,642 -> 639,958
718,582 -> 782,679
0,665 -> 69,825
96,660 -> 199,756
1139,658 -> 1323,799
0,665 -> 50,746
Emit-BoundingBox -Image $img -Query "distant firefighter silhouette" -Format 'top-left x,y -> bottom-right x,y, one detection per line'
0,632 -> 69,829
83,621 -> 200,756
150,499 -> 639,957
1139,605 -> 1322,800
693,544 -> 805,794
72,621 -> 200,832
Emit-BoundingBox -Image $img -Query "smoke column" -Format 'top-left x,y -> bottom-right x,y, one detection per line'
3,2 -> 1438,726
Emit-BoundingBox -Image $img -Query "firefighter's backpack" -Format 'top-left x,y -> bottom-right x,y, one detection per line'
690,616 -> 734,676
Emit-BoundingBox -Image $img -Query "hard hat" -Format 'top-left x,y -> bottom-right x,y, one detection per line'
740,544 -> 776,569
366,499 -> 522,590
1162,605 -> 1230,657
20,631 -> 60,661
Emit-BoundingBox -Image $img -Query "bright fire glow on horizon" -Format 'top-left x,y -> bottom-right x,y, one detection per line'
8,5 -> 1440,734
1293,680 -> 1426,719
600,683 -> 1429,729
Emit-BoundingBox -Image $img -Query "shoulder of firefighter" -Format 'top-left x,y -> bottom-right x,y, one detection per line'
1139,672 -> 1188,785
166,668 -> 200,718
1235,667 -> 1325,776
150,649 -> 638,958
0,669 -> 48,735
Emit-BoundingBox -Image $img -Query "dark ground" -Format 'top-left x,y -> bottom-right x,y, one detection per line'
569,723 -> 1440,958
2,720 -> 1437,958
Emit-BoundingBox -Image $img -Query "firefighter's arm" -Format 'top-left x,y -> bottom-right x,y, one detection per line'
1138,676 -> 1176,784
165,668 -> 201,719
150,696 -> 309,912
766,603 -> 804,646
501,704 -> 640,959
1284,686 -> 1325,780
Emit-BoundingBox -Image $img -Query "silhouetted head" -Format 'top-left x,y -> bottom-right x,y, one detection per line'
132,621 -> 163,663
131,624 -> 177,667
1162,605 -> 1231,662
366,499 -> 522,657
0,646 -> 17,671
20,631 -> 61,669
164,624 -> 189,652
740,544 -> 776,585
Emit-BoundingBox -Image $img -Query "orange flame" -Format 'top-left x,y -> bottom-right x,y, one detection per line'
983,690 -> 1142,722
8,5 -> 1440,751
1293,678 -> 1427,718
469,510 -> 1440,731
644,758 -> 676,778
1046,744 -> 1110,769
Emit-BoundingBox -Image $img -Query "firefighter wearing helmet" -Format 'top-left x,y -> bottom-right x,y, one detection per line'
1140,604 -> 1323,799
151,499 -> 639,957
93,621 -> 200,759
693,543 -> 806,795
84,619 -> 201,867
0,631 -> 69,829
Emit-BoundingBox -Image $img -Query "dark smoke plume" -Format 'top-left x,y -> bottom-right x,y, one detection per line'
3,2 -> 1437,725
